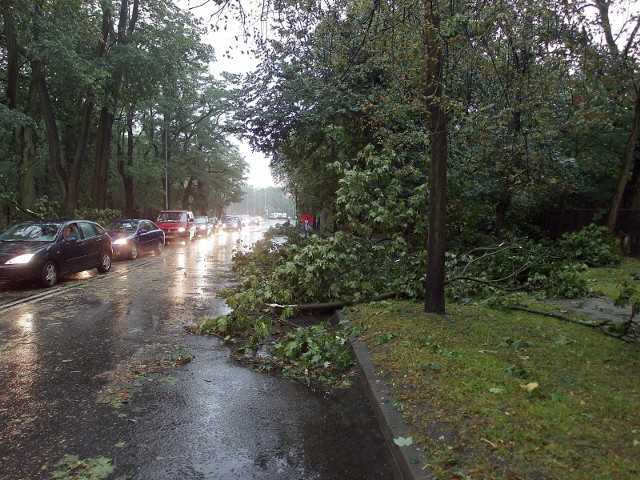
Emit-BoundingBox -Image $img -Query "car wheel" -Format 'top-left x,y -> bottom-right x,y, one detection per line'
40,261 -> 59,287
97,252 -> 112,273
129,244 -> 138,260
155,240 -> 164,255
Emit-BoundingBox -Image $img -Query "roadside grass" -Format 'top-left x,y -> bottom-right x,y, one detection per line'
347,299 -> 640,479
580,256 -> 640,299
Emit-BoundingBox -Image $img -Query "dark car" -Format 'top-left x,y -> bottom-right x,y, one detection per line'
105,219 -> 165,260
194,216 -> 213,238
0,219 -> 113,287
220,215 -> 242,232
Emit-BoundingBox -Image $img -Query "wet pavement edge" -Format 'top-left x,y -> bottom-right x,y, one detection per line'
336,313 -> 434,480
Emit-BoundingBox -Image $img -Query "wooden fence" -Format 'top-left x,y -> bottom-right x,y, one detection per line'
537,209 -> 640,255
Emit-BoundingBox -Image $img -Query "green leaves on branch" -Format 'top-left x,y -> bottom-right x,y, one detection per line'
446,225 -> 621,303
273,323 -> 356,385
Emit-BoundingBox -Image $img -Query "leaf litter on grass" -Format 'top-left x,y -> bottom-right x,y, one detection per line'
349,300 -> 640,479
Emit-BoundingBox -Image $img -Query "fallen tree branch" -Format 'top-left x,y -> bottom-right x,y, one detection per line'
509,305 -> 638,343
268,291 -> 399,313
509,306 -> 606,327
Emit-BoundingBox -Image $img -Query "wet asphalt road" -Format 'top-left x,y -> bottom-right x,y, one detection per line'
0,222 -> 397,479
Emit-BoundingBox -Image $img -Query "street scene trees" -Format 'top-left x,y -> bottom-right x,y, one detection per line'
1,1 -> 639,477
1,0 -> 639,305
0,0 -> 247,222
239,0 -> 639,312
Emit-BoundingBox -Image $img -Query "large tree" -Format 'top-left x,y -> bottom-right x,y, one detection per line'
0,0 -> 245,221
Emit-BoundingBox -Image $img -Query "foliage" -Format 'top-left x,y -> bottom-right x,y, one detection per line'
0,0 -> 245,219
273,322 -> 356,384
194,220 -> 630,383
33,196 -> 61,219
47,454 -> 114,479
445,237 -> 591,302
557,224 -> 621,267
192,222 -> 423,383
74,208 -> 122,226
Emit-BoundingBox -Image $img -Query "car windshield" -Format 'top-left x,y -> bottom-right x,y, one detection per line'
195,217 -> 208,224
106,221 -> 137,232
0,222 -> 61,242
224,216 -> 237,222
157,212 -> 184,222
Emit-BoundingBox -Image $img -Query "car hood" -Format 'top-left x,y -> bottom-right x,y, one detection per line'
155,221 -> 184,228
0,241 -> 52,262
108,231 -> 134,240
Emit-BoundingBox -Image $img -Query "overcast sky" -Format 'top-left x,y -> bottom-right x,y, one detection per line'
182,0 -> 276,189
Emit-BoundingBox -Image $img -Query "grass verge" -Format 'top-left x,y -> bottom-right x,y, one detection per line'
579,256 -> 640,299
346,300 -> 639,479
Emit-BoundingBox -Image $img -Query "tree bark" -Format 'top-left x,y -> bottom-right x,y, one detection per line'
16,60 -> 39,211
38,72 -> 67,202
65,102 -> 94,215
93,106 -> 115,209
424,13 -> 448,315
117,114 -> 136,216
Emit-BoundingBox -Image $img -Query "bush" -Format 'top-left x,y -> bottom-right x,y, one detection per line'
557,224 -> 621,267
75,207 -> 122,226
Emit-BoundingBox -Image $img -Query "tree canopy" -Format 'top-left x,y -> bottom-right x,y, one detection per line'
0,0 -> 249,223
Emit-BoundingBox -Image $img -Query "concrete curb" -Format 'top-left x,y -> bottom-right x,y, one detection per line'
336,313 -> 435,480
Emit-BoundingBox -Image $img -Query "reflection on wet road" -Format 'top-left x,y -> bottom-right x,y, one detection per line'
0,222 -> 396,479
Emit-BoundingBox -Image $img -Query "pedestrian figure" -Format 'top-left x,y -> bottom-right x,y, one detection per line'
300,214 -> 313,237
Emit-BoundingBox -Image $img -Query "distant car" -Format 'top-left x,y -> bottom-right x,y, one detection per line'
194,216 -> 213,238
155,210 -> 196,242
0,219 -> 112,287
249,216 -> 262,226
105,219 -> 165,260
220,215 -> 242,232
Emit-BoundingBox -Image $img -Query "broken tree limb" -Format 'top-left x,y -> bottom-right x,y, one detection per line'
509,305 -> 606,327
509,305 -> 638,343
267,291 -> 399,313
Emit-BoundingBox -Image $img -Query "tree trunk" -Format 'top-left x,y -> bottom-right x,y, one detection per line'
3,1 -> 36,211
3,0 -> 18,111
38,72 -> 67,202
594,0 -> 640,232
495,189 -> 511,240
607,93 -> 640,231
92,107 -> 115,209
65,102 -> 94,216
424,15 -> 448,315
92,0 -> 138,209
62,5 -> 110,216
117,115 -> 136,216
182,177 -> 195,209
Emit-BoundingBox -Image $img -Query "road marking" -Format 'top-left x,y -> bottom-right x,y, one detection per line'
0,257 -> 160,314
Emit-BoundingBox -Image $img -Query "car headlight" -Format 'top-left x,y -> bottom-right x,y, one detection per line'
6,253 -> 35,265
113,238 -> 128,245
178,227 -> 185,232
